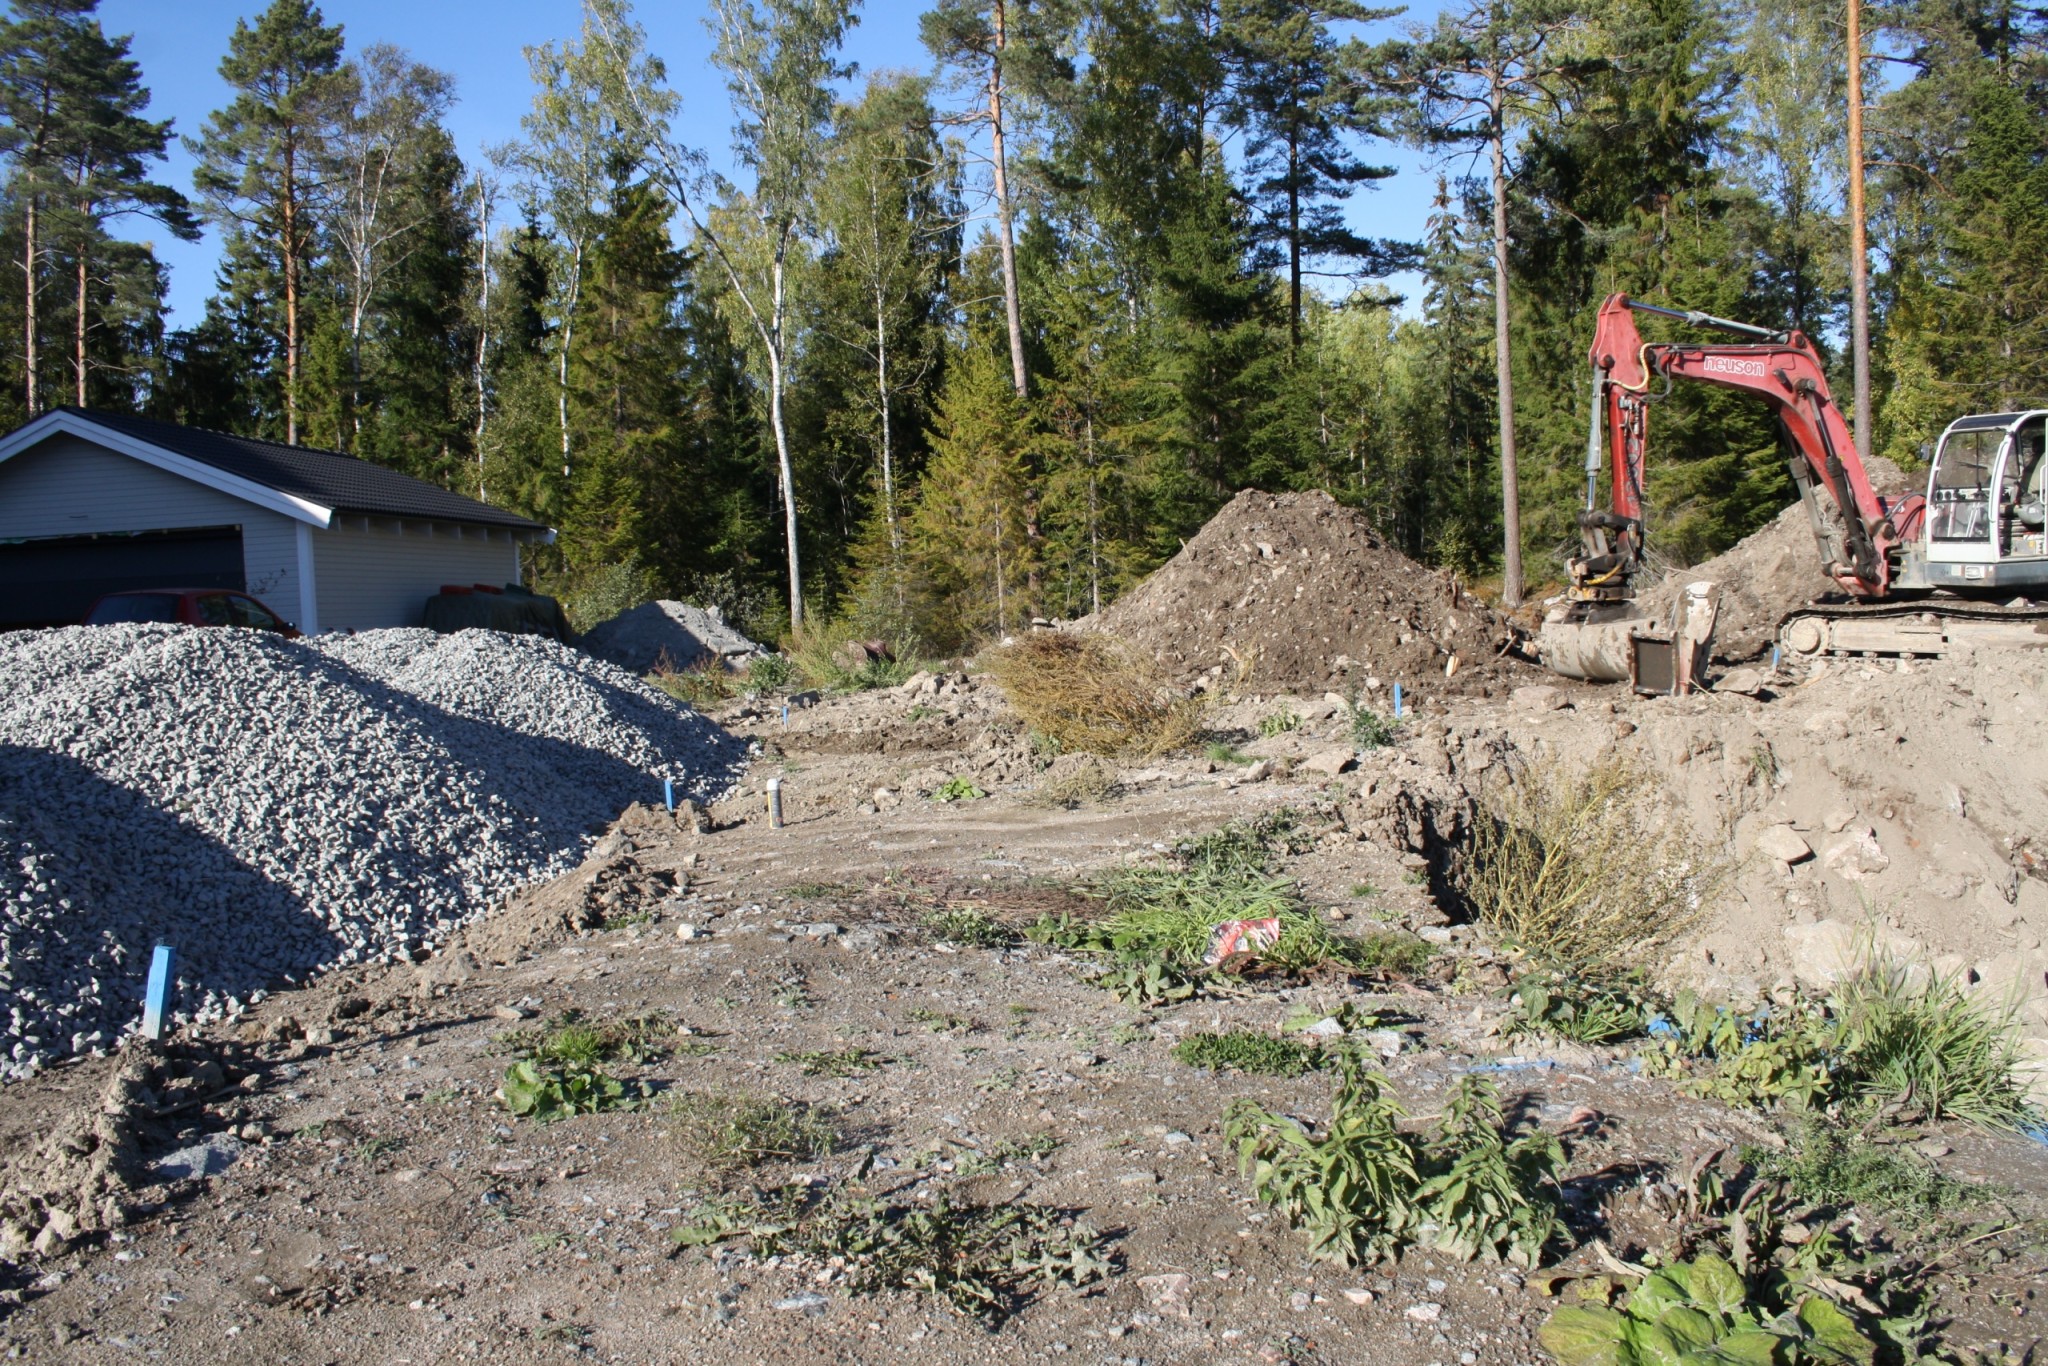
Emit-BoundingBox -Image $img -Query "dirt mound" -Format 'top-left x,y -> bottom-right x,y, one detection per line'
1651,454 -> 1914,662
1097,490 -> 1527,696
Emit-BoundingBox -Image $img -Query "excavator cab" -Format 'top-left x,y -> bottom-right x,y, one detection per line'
1919,412 -> 2048,590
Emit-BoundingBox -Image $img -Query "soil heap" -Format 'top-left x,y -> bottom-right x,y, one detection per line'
1650,453 -> 1913,662
1098,489 -> 1526,696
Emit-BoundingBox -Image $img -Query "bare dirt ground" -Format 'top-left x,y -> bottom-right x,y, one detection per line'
2,670 -> 2045,1366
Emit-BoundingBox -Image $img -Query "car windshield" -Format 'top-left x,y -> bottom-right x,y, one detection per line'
194,595 -> 234,626
86,593 -> 182,625
231,597 -> 282,631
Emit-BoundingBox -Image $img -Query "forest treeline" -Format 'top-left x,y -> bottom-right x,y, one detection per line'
2,0 -> 2045,647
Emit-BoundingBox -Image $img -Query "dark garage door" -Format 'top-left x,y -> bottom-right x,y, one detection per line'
0,526 -> 244,629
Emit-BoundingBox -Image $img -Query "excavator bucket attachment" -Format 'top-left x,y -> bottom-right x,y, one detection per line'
1538,583 -> 1720,693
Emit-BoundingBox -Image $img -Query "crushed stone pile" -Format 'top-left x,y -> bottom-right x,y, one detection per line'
579,600 -> 764,674
0,625 -> 747,1080
1097,489 -> 1528,696
1650,453 -> 1913,662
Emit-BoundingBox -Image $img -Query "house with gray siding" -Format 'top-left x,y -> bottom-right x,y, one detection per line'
0,408 -> 553,632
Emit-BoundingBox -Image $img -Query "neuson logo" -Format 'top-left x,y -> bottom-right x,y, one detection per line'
1703,356 -> 1769,377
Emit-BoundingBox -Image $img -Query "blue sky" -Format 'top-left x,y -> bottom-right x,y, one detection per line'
100,0 -> 1446,330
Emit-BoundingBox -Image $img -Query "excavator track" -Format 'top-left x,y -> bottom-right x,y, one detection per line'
1778,596 -> 2048,658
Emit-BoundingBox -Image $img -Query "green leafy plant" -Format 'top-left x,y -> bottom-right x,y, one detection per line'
1829,959 -> 2036,1130
931,775 -> 989,802
1098,960 -> 1196,1008
923,906 -> 1009,948
1281,1001 -> 1384,1034
1173,1030 -> 1329,1077
1539,1252 -> 1886,1366
1344,694 -> 1400,750
1225,1061 -> 1562,1268
1501,973 -> 1650,1045
777,1048 -> 887,1077
664,1089 -> 836,1170
1748,1119 -> 1990,1231
746,652 -> 796,691
905,702 -> 939,722
1259,710 -> 1303,737
907,1007 -> 976,1033
671,1185 -> 1107,1324
1642,990 -> 1838,1112
500,1058 -> 630,1123
949,1132 -> 1062,1176
1204,739 -> 1255,765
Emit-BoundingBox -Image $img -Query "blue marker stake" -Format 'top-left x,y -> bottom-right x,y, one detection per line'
664,777 -> 675,813
1772,645 -> 1782,670
1393,683 -> 1404,719
142,944 -> 176,1042
781,704 -> 789,729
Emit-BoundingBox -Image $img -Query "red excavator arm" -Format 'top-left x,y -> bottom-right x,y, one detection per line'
1577,294 -> 1924,601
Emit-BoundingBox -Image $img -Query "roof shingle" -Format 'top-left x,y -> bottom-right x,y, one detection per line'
54,407 -> 549,533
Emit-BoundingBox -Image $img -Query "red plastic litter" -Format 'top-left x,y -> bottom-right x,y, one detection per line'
1202,916 -> 1283,967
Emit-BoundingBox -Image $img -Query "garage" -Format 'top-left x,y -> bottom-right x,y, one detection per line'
0,525 -> 245,629
0,408 -> 554,632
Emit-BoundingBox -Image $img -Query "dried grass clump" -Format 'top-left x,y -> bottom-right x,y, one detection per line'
1462,760 -> 1720,977
1030,754 -> 1123,808
988,632 -> 1203,757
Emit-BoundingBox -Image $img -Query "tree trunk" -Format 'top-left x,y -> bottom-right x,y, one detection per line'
74,233 -> 88,406
23,195 -> 38,415
987,0 -> 1028,399
1846,0 -> 1871,460
769,248 -> 804,631
557,238 -> 582,478
1489,87 -> 1524,608
475,176 -> 492,499
283,142 -> 301,445
1287,125 -> 1302,355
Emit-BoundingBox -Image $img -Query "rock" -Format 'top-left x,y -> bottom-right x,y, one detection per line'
1822,827 -> 1889,881
1406,1302 -> 1444,1323
773,1292 -> 830,1316
492,1004 -> 534,1022
1297,748 -> 1356,778
1237,759 -> 1274,784
1513,684 -> 1567,711
154,1134 -> 242,1181
1299,1017 -> 1346,1039
787,690 -> 821,709
1364,1029 -> 1406,1057
1138,1273 -> 1193,1316
1715,667 -> 1764,695
1823,808 -> 1856,834
675,923 -> 706,941
1755,825 -> 1813,866
795,922 -> 841,938
1342,1288 -> 1376,1306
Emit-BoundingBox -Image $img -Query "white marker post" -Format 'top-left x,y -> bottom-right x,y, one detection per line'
766,777 -> 784,830
142,944 -> 176,1043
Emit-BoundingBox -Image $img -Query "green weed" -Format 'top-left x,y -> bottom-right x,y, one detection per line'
1259,710 -> 1303,738
353,1136 -> 404,1163
1749,1120 -> 1990,1231
923,907 -> 1009,948
1500,973 -> 1650,1045
672,1185 -> 1107,1325
664,1090 -> 836,1170
931,775 -> 989,802
1830,959 -> 2036,1130
907,1007 -> 977,1033
1226,1060 -> 1561,1268
1173,1030 -> 1330,1077
1344,695 -> 1400,750
1204,740 -> 1255,765
950,1132 -> 1062,1176
500,1058 -> 632,1123
777,1048 -> 887,1077
746,653 -> 796,691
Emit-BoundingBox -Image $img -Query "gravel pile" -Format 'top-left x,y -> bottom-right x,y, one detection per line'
0,625 -> 748,1079
578,600 -> 764,674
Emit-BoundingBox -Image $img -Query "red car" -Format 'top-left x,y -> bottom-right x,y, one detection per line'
83,589 -> 302,638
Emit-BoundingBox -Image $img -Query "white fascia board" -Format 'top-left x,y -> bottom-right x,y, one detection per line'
0,411 -> 335,528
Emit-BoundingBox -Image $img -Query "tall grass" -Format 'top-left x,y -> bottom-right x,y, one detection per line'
1832,955 -> 2036,1130
987,632 -> 1203,757
1461,760 -> 1719,978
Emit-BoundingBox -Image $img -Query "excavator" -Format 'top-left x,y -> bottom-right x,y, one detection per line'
1538,293 -> 2048,686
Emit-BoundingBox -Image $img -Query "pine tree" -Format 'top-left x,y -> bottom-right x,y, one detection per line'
1220,0 -> 1412,353
188,0 -> 349,444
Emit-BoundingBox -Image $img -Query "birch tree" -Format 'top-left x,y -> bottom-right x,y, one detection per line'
817,73 -> 954,604
325,44 -> 454,451
585,0 -> 855,631
508,15 -> 625,482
